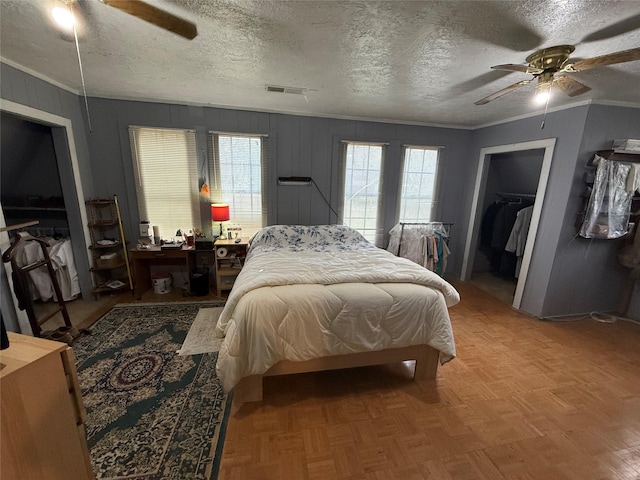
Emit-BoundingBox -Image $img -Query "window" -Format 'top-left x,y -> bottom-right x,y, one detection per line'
341,142 -> 384,244
398,147 -> 439,223
129,127 -> 199,240
208,133 -> 267,236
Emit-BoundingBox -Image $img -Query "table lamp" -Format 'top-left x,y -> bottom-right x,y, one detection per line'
211,203 -> 230,239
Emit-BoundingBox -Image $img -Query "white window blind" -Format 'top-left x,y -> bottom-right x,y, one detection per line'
208,133 -> 267,236
399,147 -> 440,223
341,142 -> 384,244
129,126 -> 199,240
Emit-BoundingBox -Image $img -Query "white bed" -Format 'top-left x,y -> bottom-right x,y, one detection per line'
214,225 -> 459,401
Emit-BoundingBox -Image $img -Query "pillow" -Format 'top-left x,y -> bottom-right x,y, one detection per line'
249,225 -> 373,254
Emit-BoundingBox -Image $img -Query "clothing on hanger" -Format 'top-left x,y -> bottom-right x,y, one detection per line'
387,222 -> 451,275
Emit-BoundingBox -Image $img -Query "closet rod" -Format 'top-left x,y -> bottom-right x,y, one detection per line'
496,192 -> 536,199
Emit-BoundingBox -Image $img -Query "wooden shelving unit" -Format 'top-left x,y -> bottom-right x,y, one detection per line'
85,197 -> 132,298
214,238 -> 247,296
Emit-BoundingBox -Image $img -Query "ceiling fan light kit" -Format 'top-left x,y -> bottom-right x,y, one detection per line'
51,4 -> 75,30
476,44 -> 640,106
534,82 -> 551,105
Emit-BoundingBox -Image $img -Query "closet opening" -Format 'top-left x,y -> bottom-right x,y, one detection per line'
1,101 -> 91,335
461,139 -> 556,310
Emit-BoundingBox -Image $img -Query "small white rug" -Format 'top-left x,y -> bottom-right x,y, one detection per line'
177,307 -> 224,355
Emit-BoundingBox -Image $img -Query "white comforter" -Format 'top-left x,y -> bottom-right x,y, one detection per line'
214,226 -> 460,392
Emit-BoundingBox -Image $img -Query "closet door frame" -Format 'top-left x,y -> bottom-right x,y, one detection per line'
0,100 -> 91,301
460,138 -> 556,310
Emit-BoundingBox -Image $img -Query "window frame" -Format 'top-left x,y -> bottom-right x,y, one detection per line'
397,145 -> 441,224
128,125 -> 200,241
207,131 -> 269,237
337,140 -> 387,246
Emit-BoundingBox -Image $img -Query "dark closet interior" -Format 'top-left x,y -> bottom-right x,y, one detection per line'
1,111 -> 79,333
1,111 -> 70,233
471,149 -> 544,304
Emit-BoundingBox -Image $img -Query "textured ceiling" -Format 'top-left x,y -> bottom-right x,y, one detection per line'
1,0 -> 639,128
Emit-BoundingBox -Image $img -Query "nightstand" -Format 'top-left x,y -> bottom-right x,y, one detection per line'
214,238 -> 248,296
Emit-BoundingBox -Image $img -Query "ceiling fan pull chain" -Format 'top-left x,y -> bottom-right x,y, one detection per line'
540,88 -> 552,130
70,2 -> 92,133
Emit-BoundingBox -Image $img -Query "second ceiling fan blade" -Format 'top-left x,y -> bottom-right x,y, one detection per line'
554,76 -> 591,97
568,47 -> 640,71
491,64 -> 544,75
103,0 -> 198,40
474,80 -> 532,105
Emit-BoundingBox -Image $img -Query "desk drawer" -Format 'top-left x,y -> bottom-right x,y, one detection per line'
132,249 -> 190,259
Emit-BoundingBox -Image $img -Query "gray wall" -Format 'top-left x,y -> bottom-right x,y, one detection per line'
1,112 -> 62,199
1,112 -> 69,230
3,61 -> 640,322
83,97 -> 474,259
545,104 -> 640,318
489,150 -> 544,196
469,105 -> 640,318
468,106 -> 591,317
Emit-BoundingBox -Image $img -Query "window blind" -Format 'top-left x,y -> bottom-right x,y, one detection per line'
129,126 -> 199,240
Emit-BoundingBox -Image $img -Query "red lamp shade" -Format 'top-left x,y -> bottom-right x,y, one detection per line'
211,204 -> 230,222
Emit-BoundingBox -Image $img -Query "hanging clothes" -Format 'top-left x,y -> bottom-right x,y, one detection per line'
479,196 -> 533,277
387,222 -> 451,275
49,238 -> 81,301
10,236 -> 80,302
505,205 -> 534,278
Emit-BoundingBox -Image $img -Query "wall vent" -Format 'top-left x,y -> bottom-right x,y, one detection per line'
266,85 -> 306,95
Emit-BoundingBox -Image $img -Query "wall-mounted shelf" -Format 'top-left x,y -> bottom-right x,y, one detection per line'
594,149 -> 640,163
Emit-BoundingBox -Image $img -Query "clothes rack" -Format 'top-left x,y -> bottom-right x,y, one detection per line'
2,228 -> 73,337
395,222 -> 453,255
388,222 -> 453,275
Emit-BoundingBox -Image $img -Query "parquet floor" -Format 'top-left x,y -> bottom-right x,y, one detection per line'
218,280 -> 640,480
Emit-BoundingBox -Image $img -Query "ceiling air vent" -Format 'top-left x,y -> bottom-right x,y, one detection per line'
266,85 -> 307,95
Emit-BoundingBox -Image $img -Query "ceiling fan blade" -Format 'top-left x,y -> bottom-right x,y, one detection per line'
455,3 -> 542,52
554,75 -> 591,97
102,0 -> 197,40
491,64 -> 544,75
474,80 -> 532,105
581,14 -> 640,43
568,47 -> 640,71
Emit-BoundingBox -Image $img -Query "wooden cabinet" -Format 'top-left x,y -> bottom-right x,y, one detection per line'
0,333 -> 95,480
85,198 -> 131,298
214,238 -> 247,296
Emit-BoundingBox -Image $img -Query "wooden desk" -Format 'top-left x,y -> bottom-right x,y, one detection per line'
130,245 -> 196,298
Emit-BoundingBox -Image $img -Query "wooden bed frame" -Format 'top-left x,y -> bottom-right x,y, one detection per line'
233,344 -> 440,403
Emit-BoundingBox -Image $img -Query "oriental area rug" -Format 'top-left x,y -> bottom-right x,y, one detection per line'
72,301 -> 231,480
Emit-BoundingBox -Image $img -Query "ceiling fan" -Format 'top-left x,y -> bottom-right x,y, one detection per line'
475,45 -> 640,105
100,0 -> 197,40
